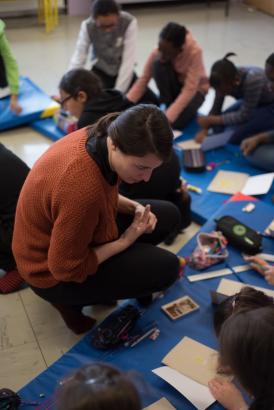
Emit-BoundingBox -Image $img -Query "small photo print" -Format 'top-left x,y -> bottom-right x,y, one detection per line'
161,296 -> 199,320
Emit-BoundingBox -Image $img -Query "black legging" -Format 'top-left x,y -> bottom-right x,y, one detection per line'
31,200 -> 181,306
152,59 -> 205,129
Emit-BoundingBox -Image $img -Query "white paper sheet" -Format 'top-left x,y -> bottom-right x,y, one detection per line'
173,129 -> 183,139
201,130 -> 233,152
152,366 -> 215,410
217,278 -> 274,298
177,139 -> 201,149
241,172 -> 274,195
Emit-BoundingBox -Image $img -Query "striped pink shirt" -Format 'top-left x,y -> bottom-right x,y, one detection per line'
127,31 -> 209,124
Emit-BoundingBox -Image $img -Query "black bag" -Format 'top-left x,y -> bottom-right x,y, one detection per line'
183,149 -> 206,172
91,305 -> 140,350
215,215 -> 262,255
0,388 -> 21,409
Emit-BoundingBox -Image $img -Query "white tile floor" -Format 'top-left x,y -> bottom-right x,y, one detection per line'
0,1 -> 274,391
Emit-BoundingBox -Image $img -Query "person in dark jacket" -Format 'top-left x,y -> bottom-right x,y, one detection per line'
59,68 -> 192,243
0,143 -> 29,271
59,68 -> 132,129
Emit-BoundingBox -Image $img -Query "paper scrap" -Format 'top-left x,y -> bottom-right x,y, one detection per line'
173,129 -> 183,139
152,367 -> 215,410
217,278 -> 274,299
143,397 -> 176,410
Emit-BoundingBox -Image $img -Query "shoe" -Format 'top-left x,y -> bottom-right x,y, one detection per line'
51,303 -> 96,334
136,294 -> 153,307
0,270 -> 25,294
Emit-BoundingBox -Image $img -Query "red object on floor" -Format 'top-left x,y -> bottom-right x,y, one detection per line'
0,270 -> 25,294
228,192 -> 258,202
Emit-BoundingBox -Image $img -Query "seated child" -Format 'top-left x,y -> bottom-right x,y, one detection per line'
213,286 -> 274,337
209,306 -> 274,410
57,362 -> 141,410
196,53 -> 274,145
0,143 -> 29,271
0,143 -> 29,292
59,68 -> 132,129
0,19 -> 21,114
240,53 -> 274,172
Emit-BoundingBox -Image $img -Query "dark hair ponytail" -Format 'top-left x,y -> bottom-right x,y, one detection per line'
159,22 -> 187,48
88,105 -> 173,162
210,52 -> 238,88
87,112 -> 120,139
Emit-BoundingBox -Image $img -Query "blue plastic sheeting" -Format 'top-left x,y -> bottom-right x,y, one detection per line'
0,77 -> 57,131
18,200 -> 274,410
31,118 -> 65,142
174,121 -> 274,224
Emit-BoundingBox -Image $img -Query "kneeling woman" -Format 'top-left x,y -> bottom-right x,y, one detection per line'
12,105 -> 181,334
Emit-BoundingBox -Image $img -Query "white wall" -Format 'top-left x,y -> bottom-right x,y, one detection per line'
0,0 -> 64,13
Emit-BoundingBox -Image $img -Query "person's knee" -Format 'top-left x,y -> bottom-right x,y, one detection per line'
157,250 -> 180,289
162,201 -> 182,231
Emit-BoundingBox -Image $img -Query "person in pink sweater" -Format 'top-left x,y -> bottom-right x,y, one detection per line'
127,22 -> 209,129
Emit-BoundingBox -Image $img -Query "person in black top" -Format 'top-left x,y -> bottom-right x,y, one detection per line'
59,68 -> 133,129
0,143 -> 29,271
59,68 -> 192,243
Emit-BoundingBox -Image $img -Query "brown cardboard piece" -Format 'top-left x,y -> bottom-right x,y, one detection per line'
144,398 -> 176,410
207,170 -> 249,195
162,336 -> 218,386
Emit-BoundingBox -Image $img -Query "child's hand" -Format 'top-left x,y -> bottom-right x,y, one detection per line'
177,180 -> 189,201
208,378 -> 247,410
198,115 -> 212,129
264,266 -> 274,285
10,95 -> 22,115
243,255 -> 270,276
195,128 -> 207,143
240,135 -> 260,156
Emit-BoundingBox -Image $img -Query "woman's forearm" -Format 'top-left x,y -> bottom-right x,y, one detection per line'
118,194 -> 138,214
92,237 -> 129,265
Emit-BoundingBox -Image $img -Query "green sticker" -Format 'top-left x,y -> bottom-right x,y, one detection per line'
233,224 -> 247,236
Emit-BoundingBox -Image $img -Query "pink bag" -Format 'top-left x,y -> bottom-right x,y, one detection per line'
189,231 -> 228,270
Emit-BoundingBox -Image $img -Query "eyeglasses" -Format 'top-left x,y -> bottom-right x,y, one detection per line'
60,95 -> 72,107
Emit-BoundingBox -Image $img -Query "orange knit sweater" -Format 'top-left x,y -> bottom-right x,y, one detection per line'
12,129 -> 118,288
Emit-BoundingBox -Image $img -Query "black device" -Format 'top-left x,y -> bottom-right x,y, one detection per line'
91,305 -> 141,350
183,149 -> 206,172
216,215 -> 263,255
